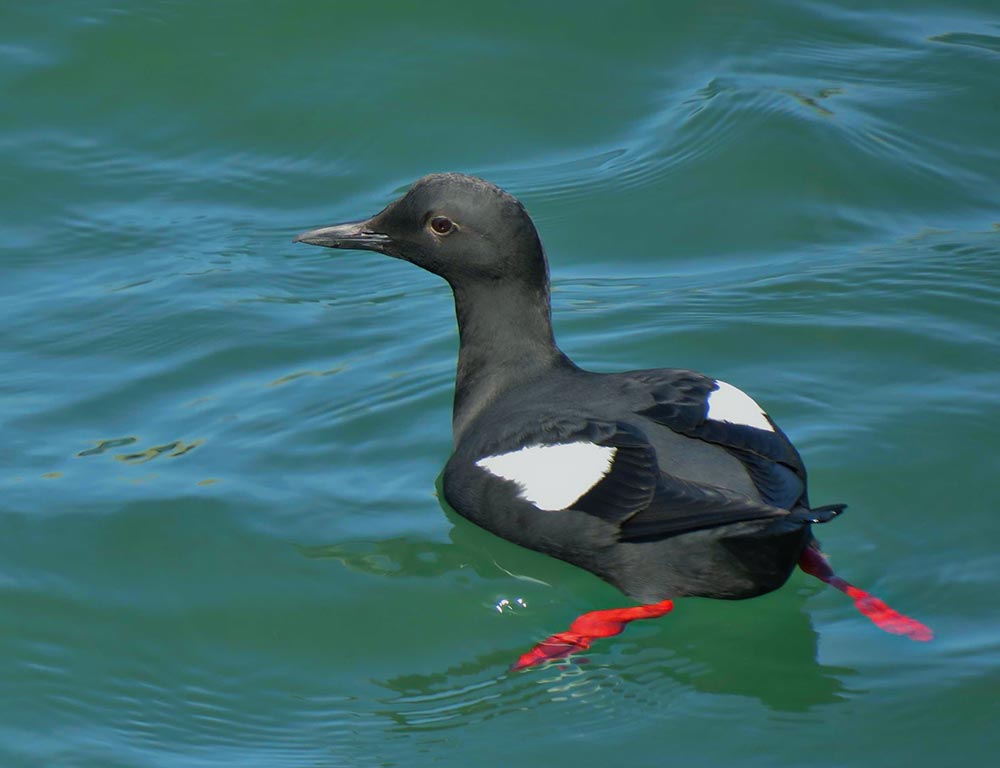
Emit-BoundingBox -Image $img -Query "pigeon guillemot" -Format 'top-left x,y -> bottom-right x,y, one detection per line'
295,173 -> 932,669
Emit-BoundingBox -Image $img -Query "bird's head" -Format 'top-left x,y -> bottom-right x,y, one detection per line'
295,173 -> 547,289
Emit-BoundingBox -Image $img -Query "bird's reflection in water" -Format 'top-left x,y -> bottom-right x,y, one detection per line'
367,610 -> 856,734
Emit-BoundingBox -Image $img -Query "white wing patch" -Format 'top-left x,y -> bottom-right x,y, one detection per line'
476,442 -> 617,511
706,380 -> 775,432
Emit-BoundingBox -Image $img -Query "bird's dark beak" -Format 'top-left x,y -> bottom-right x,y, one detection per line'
293,219 -> 393,253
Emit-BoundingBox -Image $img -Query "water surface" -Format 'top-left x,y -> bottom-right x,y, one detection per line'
2,1 -> 998,765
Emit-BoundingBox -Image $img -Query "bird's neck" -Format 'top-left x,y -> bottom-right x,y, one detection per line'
449,277 -> 574,445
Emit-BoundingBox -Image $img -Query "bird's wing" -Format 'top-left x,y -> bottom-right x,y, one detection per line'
627,369 -> 810,508
471,418 -> 796,543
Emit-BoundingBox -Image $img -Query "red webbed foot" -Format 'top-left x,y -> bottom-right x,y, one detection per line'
511,599 -> 674,671
799,546 -> 933,641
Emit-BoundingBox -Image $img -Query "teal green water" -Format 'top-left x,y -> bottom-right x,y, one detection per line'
3,1 -> 999,765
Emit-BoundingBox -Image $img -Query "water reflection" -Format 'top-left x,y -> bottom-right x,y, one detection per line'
367,609 -> 855,734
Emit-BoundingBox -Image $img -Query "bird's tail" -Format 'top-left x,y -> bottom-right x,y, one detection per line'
792,502 -> 846,524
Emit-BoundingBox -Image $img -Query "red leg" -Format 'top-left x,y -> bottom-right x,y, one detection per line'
510,599 -> 674,671
799,546 -> 933,641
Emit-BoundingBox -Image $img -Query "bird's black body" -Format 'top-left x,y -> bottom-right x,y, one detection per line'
295,173 -> 842,606
444,365 -> 824,604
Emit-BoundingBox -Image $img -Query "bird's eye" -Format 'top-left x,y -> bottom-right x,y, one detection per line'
430,216 -> 454,235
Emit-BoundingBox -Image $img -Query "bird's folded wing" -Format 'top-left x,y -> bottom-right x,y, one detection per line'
480,418 -> 788,541
613,472 -> 791,543
629,369 -> 809,507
